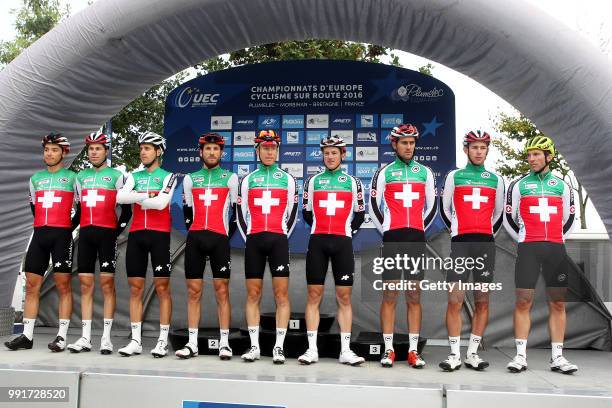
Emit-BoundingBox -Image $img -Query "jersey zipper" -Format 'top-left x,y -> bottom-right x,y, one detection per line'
204,170 -> 211,231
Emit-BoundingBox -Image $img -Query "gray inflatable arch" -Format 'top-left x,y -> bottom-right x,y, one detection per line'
1,0 -> 611,304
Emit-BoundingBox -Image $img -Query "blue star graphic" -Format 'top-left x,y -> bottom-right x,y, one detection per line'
421,116 -> 443,138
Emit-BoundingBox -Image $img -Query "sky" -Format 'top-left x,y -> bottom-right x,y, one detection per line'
1,0 -> 611,233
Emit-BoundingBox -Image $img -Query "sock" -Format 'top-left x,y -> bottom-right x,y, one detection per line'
102,319 -> 113,339
219,329 -> 230,347
188,328 -> 198,346
275,328 -> 287,348
467,334 -> 481,355
131,322 -> 142,344
341,332 -> 351,352
81,320 -> 92,341
449,336 -> 460,355
159,324 -> 170,342
383,333 -> 394,351
23,318 -> 35,340
409,333 -> 419,352
248,326 -> 259,348
307,331 -> 318,351
58,319 -> 69,340
551,342 -> 563,359
515,338 -> 527,357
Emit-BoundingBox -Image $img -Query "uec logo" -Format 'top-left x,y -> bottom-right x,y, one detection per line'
175,87 -> 219,108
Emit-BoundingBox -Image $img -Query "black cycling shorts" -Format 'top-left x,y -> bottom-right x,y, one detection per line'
184,230 -> 231,280
24,227 -> 73,275
515,242 -> 570,289
78,226 -> 118,274
381,228 -> 426,281
245,232 -> 290,279
125,230 -> 171,278
446,233 -> 496,284
306,234 -> 354,286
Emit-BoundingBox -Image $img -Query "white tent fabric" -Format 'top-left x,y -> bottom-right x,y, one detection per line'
0,0 -> 611,305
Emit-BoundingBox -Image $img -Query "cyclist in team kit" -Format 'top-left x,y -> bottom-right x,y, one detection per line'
5,133 -> 79,352
504,136 -> 578,374
176,133 -> 239,360
369,124 -> 437,368
237,130 -> 298,364
67,133 -> 132,355
298,135 -> 366,366
439,130 -> 504,371
116,131 -> 177,358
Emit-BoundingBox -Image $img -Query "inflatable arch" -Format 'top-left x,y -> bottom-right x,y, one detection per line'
0,0 -> 611,303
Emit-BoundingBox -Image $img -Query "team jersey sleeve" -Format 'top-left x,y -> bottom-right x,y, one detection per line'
302,176 -> 314,227
236,175 -> 250,241
140,173 -> 177,210
228,173 -> 239,205
182,175 -> 194,230
492,175 -> 505,235
28,178 -> 35,216
116,173 -> 148,204
285,174 -> 299,237
423,166 -> 438,231
440,170 -> 455,231
71,176 -> 81,231
114,174 -> 132,234
368,167 -> 385,235
562,179 -> 576,238
503,178 -> 521,242
350,176 -> 365,233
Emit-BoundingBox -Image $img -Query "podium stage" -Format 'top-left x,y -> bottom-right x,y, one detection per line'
2,330 -> 612,408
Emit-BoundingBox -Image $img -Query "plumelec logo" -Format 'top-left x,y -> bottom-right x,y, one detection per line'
356,147 -> 378,161
357,131 -> 377,142
330,130 -> 354,145
306,114 -> 329,129
281,163 -> 303,179
233,131 -> 255,145
210,116 -> 232,130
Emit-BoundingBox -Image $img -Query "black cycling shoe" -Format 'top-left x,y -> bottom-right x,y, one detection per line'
48,335 -> 66,352
5,334 -> 34,350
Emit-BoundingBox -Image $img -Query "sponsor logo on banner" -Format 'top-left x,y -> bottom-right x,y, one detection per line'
281,163 -> 303,179
282,115 -> 305,129
381,147 -> 395,160
216,131 -> 232,144
380,129 -> 393,144
221,148 -> 232,161
233,131 -> 256,145
357,114 -> 378,128
330,130 -> 353,145
307,165 -> 325,176
344,146 -> 354,161
306,114 -> 329,129
381,114 -> 403,128
174,87 -> 220,108
356,163 -> 379,178
282,130 -> 303,144
233,148 -> 255,162
306,130 -> 328,145
357,131 -> 377,142
305,147 -> 322,162
233,164 -> 254,176
233,116 -> 257,129
356,147 -> 379,161
211,116 -> 232,130
258,115 -> 281,129
340,163 -> 352,175
330,114 -> 353,129
392,83 -> 445,102
280,147 -> 304,162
